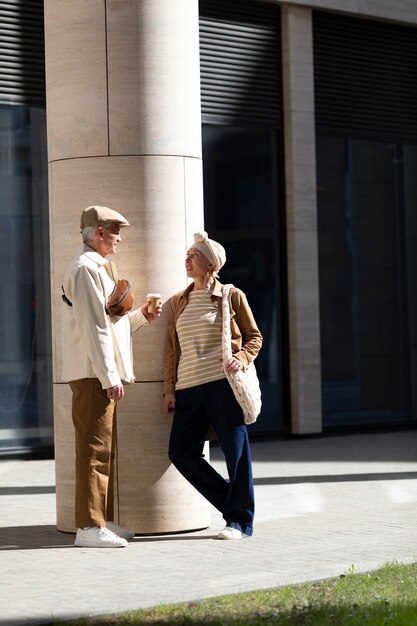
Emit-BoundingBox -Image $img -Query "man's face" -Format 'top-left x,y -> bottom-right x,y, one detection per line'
98,223 -> 122,256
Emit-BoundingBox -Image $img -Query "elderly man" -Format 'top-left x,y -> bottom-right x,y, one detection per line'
61,205 -> 161,548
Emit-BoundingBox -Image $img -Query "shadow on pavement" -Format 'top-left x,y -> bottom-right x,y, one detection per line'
0,486 -> 55,496
0,525 -> 219,549
0,525 -> 74,550
135,534 -> 218,542
253,471 -> 417,485
213,429 -> 417,463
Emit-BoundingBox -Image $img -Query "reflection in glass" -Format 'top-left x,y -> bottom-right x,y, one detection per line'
0,104 -> 52,452
202,125 -> 284,433
317,136 -> 416,427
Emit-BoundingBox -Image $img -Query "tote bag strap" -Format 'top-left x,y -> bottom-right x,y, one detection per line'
221,283 -> 235,363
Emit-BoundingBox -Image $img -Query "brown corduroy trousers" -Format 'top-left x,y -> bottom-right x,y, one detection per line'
69,378 -> 117,528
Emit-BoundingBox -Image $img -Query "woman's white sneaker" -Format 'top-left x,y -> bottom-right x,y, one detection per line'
216,526 -> 247,540
106,522 -> 135,540
74,527 -> 128,548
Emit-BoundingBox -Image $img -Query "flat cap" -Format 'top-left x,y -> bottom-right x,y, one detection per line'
80,205 -> 130,230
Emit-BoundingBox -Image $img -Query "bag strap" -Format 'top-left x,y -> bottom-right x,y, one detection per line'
61,285 -> 72,307
221,284 -> 234,364
98,261 -> 118,313
103,261 -> 119,283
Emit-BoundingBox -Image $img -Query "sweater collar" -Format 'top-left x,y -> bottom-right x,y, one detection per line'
181,278 -> 223,299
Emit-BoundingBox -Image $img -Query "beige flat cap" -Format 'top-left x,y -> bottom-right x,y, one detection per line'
80,205 -> 130,229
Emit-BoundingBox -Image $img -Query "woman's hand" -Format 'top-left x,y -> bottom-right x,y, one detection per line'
225,357 -> 243,373
140,301 -> 162,322
164,393 -> 176,414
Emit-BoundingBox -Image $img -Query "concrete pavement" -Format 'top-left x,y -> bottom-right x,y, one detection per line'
1,430 -> 417,625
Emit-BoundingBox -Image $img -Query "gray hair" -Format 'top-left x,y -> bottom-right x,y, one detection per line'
81,226 -> 98,243
81,223 -> 112,243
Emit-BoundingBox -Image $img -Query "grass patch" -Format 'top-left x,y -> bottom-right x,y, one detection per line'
60,562 -> 417,626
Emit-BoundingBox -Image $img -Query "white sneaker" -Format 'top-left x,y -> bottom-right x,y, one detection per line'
74,526 -> 128,548
106,521 -> 135,540
216,526 -> 247,540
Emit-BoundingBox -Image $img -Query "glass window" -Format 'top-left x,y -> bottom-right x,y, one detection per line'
202,125 -> 286,433
317,136 -> 416,427
0,104 -> 53,453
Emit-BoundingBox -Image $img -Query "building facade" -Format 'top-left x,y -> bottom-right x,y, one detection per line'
1,0 -> 417,455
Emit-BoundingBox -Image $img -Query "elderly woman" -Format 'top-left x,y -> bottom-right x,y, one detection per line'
163,231 -> 262,539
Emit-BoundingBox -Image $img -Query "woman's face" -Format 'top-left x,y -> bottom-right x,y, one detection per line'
185,247 -> 210,279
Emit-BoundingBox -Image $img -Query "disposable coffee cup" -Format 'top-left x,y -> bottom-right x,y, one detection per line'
146,293 -> 162,313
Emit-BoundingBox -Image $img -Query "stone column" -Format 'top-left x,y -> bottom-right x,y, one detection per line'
281,6 -> 322,434
44,0 -> 210,532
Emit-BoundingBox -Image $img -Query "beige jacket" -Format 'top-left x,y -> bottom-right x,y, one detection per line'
61,245 -> 148,389
163,279 -> 262,395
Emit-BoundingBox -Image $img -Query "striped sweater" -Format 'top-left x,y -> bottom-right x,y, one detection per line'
175,290 -> 226,390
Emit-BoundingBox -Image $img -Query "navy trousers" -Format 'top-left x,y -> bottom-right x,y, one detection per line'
168,378 -> 254,536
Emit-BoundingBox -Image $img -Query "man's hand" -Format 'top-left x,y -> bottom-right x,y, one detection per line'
164,393 -> 176,414
106,384 -> 124,400
140,301 -> 163,322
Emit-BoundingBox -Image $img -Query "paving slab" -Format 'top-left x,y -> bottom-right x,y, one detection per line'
0,431 -> 416,625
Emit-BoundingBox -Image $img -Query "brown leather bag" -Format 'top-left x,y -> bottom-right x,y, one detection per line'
61,262 -> 134,317
104,263 -> 134,317
106,279 -> 133,316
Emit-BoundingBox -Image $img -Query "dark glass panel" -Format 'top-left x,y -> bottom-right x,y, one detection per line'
202,125 -> 285,433
317,136 -> 414,426
0,104 -> 52,451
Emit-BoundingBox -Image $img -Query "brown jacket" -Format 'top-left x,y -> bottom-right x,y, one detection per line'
163,279 -> 262,395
